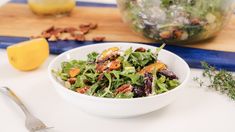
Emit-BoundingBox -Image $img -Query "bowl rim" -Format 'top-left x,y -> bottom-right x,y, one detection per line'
48,42 -> 190,102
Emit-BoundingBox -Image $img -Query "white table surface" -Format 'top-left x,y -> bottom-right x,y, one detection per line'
1,0 -> 235,132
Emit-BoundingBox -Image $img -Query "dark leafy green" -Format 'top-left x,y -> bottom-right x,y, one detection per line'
53,46 -> 180,98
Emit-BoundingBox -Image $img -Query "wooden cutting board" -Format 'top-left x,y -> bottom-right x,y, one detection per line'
0,3 -> 235,52
0,1 -> 235,71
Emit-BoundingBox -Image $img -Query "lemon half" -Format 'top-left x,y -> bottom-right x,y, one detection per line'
7,38 -> 49,71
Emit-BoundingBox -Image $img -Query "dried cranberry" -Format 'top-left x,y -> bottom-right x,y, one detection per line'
135,47 -> 146,52
144,73 -> 153,95
132,86 -> 146,98
98,73 -> 104,81
158,69 -> 178,80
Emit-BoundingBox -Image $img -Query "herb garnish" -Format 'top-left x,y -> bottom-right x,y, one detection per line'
194,62 -> 235,100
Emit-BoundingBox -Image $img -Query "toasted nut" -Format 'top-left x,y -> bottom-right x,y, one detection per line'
68,77 -> 77,84
53,28 -> 64,33
138,61 -> 167,75
64,81 -> 71,88
74,34 -> 85,41
116,84 -> 133,94
48,35 -> 57,41
79,23 -> 91,28
51,28 -> 63,37
72,30 -> 84,36
69,68 -> 80,77
63,27 -> 78,33
135,47 -> 146,52
76,86 -> 90,94
89,23 -> 97,29
59,33 -> 74,41
44,26 -> 54,33
109,60 -> 121,70
191,18 -> 200,25
180,31 -> 189,40
96,62 -> 108,73
173,30 -> 183,39
38,23 -> 99,42
160,31 -> 172,39
92,36 -> 105,42
80,27 -> 90,34
41,32 -> 51,39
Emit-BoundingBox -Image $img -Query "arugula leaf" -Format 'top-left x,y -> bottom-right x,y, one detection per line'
121,73 -> 143,86
128,51 -> 155,70
110,70 -> 121,79
123,48 -> 133,67
71,75 -> 86,90
154,74 -> 169,94
112,78 -> 125,90
60,73 -> 69,81
61,60 -> 86,74
168,79 -> 180,89
61,62 -> 73,73
87,52 -> 99,62
124,47 -> 133,59
161,0 -> 173,8
85,73 -> 98,84
52,69 -> 69,81
156,80 -> 169,94
123,67 -> 136,74
101,72 -> 113,97
115,92 -> 134,98
156,43 -> 166,55
104,72 -> 112,89
151,68 -> 157,95
87,82 -> 100,95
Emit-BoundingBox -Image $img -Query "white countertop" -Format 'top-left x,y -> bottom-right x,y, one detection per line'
1,0 -> 235,132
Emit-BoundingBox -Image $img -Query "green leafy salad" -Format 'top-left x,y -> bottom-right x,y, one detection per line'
52,46 -> 180,98
117,0 -> 233,43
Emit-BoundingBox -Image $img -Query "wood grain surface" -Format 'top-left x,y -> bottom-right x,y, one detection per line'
0,3 -> 235,52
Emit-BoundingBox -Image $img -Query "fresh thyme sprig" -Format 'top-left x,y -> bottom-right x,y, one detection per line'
194,61 -> 235,100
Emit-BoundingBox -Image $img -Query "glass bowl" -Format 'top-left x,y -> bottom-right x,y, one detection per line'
117,0 -> 234,44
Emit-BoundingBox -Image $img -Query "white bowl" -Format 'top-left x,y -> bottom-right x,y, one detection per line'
48,42 -> 190,118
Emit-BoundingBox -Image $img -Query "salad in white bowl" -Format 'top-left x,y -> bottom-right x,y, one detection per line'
48,43 -> 190,118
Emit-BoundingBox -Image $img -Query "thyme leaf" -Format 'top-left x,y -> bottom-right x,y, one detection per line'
194,61 -> 235,100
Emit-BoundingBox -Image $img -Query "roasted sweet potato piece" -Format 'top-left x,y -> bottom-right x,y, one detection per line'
138,61 -> 167,75
69,68 -> 80,77
109,60 -> 121,71
100,47 -> 119,59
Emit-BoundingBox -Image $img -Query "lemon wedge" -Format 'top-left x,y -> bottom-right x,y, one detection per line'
7,38 -> 49,71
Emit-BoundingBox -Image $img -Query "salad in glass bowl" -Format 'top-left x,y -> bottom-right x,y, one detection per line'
52,45 -> 180,99
117,0 -> 234,43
